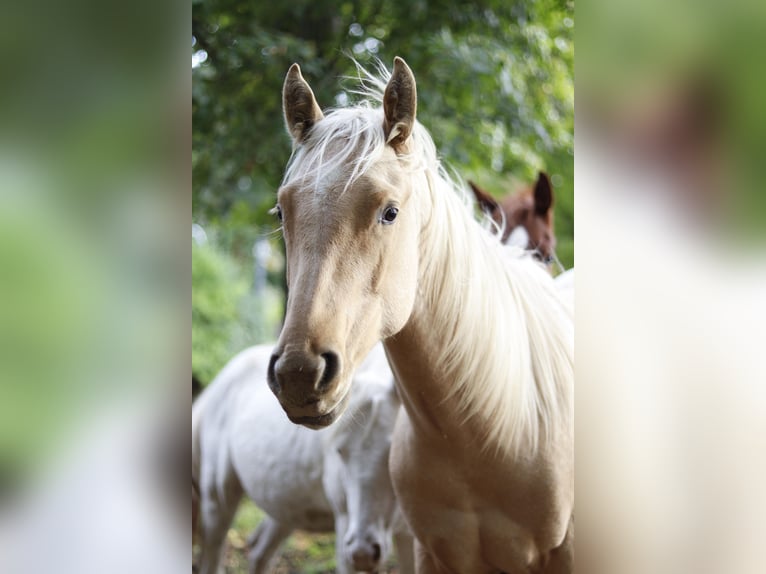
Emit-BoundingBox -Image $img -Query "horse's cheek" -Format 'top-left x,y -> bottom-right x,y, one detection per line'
382,253 -> 418,335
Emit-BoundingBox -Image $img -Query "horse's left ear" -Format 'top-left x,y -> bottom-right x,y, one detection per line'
283,63 -> 324,144
383,57 -> 417,149
468,181 -> 500,216
534,171 -> 554,215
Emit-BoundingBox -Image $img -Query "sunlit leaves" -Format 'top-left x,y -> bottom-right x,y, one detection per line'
192,0 -> 574,262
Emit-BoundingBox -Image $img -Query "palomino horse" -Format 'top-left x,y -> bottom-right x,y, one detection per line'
269,58 -> 573,573
193,343 -> 414,574
468,173 -> 557,265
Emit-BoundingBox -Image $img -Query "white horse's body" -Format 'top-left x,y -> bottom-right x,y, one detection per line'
192,343 -> 413,574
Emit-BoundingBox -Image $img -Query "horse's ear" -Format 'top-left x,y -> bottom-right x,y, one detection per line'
283,63 -> 324,144
383,57 -> 417,149
534,171 -> 554,215
468,181 -> 500,216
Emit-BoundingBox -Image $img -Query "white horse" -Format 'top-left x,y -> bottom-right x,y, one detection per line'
192,343 -> 414,574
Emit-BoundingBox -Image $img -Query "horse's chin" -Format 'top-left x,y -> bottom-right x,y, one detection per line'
288,388 -> 351,430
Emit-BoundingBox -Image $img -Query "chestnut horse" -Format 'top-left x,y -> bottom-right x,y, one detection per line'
268,58 -> 573,573
468,173 -> 557,267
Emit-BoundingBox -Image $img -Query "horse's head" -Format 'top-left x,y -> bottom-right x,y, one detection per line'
322,377 -> 401,572
268,58 -> 421,427
469,172 -> 557,265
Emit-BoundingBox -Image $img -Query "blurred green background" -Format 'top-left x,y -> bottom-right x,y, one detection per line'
192,0 -> 575,394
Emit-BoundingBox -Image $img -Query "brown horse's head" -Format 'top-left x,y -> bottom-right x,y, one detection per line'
469,172 -> 556,266
268,59 -> 421,428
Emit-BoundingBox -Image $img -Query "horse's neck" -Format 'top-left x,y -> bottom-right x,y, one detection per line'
384,313 -> 470,442
385,189 -> 514,445
385,182 -> 573,456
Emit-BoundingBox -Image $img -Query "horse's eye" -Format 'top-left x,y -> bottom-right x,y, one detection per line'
380,206 -> 398,225
274,205 -> 283,223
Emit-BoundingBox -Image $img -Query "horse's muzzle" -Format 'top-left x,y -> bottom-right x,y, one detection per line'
267,347 -> 345,427
350,541 -> 382,572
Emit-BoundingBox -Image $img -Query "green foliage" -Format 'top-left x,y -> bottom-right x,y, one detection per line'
192,241 -> 249,385
193,0 -> 574,256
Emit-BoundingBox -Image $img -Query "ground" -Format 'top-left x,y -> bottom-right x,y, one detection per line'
197,499 -> 404,574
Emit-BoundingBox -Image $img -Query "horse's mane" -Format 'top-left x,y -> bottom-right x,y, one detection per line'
282,61 -> 573,456
418,166 -> 573,456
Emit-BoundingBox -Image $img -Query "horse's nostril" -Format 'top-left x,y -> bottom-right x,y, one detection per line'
267,353 -> 280,393
317,351 -> 340,390
371,542 -> 381,562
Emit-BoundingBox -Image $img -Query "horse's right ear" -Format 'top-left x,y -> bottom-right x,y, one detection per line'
383,57 -> 417,150
283,64 -> 324,144
468,181 -> 500,216
533,171 -> 554,215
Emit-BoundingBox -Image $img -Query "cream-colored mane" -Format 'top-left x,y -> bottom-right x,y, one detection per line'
282,62 -> 573,456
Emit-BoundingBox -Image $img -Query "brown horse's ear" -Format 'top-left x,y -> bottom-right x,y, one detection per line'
283,63 -> 324,144
383,57 -> 417,149
468,181 -> 500,216
534,171 -> 554,215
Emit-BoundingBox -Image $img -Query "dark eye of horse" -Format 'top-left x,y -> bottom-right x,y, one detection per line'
380,206 -> 398,225
275,205 -> 283,223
